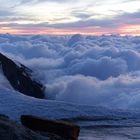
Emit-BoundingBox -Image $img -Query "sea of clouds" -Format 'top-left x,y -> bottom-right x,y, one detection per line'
0,34 -> 140,109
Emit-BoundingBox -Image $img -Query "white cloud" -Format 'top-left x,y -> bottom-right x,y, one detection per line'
67,57 -> 127,80
46,73 -> 140,108
1,34 -> 140,109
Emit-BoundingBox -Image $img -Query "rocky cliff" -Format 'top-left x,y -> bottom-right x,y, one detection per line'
0,114 -> 63,140
0,53 -> 45,98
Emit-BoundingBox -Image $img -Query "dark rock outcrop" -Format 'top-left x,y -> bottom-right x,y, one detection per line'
0,53 -> 45,98
21,115 -> 80,140
0,114 -> 50,140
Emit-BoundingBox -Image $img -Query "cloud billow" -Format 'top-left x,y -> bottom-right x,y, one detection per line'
0,34 -> 140,109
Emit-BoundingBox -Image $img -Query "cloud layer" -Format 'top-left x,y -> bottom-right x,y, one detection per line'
1,34 -> 140,109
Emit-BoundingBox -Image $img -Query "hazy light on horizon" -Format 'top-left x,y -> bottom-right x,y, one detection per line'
0,0 -> 139,35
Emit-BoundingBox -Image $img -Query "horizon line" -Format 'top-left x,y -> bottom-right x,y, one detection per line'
0,32 -> 139,37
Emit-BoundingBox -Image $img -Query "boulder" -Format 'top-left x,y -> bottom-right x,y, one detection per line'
0,114 -> 50,140
21,115 -> 80,140
0,53 -> 45,98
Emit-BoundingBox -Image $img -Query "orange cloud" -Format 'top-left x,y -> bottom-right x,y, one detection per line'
119,25 -> 140,36
0,25 -> 139,36
0,27 -> 17,34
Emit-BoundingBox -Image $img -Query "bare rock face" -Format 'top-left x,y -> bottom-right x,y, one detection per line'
21,115 -> 80,140
0,53 -> 45,98
0,114 -> 49,140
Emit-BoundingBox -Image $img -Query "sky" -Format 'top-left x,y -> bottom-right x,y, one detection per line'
0,0 -> 140,35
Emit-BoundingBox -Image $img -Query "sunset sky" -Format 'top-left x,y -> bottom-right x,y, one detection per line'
0,0 -> 140,35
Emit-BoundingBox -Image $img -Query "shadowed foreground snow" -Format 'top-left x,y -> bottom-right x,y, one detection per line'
0,87 -> 140,123
1,88 -> 140,140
